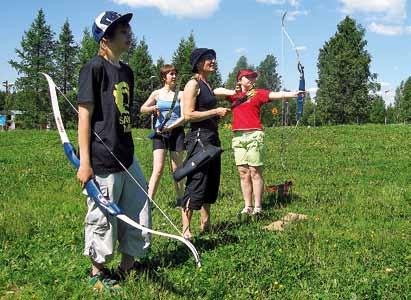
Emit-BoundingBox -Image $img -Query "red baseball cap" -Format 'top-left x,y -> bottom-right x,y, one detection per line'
237,69 -> 258,81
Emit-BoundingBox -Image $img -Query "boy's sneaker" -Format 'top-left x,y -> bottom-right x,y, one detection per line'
88,269 -> 121,292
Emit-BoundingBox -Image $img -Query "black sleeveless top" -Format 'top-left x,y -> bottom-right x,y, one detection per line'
190,79 -> 218,132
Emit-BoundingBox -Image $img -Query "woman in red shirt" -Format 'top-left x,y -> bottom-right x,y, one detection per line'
214,69 -> 302,215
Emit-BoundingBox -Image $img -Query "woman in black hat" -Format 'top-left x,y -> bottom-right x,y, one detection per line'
178,48 -> 229,239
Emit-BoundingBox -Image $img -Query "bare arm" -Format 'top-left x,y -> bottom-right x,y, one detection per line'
183,79 -> 229,122
213,87 -> 236,97
268,90 -> 303,101
77,103 -> 94,186
140,90 -> 159,114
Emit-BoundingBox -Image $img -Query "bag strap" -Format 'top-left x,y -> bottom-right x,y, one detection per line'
231,87 -> 256,109
157,81 -> 181,131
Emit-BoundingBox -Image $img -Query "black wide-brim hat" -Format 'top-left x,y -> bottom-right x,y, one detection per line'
190,48 -> 216,73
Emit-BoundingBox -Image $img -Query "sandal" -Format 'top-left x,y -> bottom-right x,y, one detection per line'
88,269 -> 120,292
252,207 -> 262,215
241,206 -> 254,215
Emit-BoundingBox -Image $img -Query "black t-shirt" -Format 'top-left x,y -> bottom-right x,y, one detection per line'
77,55 -> 134,175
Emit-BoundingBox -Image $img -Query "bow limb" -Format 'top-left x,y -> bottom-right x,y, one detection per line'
281,12 -> 305,123
41,73 -> 201,268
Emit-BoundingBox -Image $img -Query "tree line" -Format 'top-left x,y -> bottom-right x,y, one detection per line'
2,10 -> 411,128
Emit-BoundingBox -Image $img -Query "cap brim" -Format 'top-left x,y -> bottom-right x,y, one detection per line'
113,13 -> 133,26
107,13 -> 133,34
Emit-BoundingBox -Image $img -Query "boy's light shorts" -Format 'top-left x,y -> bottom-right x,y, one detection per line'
83,159 -> 152,264
232,130 -> 265,167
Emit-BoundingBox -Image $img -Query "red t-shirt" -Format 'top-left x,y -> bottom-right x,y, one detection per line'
227,89 -> 270,131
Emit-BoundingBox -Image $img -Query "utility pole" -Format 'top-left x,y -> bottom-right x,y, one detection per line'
2,81 -> 14,94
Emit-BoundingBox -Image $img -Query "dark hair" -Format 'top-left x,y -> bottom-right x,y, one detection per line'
160,64 -> 178,80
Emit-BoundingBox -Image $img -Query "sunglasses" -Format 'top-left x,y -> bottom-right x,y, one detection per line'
201,53 -> 216,61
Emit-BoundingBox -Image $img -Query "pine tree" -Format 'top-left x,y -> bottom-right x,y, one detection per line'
172,32 -> 197,86
300,95 -> 317,126
77,27 -> 99,69
394,80 -> 405,122
369,95 -> 386,124
55,19 -> 78,94
386,104 -> 396,124
9,9 -> 56,128
255,54 -> 282,127
399,77 -> 411,123
225,56 -> 253,89
151,57 -> 165,90
255,54 -> 281,91
208,63 -> 223,88
121,32 -> 137,64
316,16 -> 377,124
129,38 -> 156,128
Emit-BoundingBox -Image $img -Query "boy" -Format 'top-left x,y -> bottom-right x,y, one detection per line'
77,11 -> 151,290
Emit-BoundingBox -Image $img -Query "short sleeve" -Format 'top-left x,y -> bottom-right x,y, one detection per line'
256,89 -> 270,105
77,61 -> 102,104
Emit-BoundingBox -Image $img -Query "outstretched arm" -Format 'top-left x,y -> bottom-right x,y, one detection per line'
184,80 -> 229,122
268,90 -> 304,101
213,87 -> 236,97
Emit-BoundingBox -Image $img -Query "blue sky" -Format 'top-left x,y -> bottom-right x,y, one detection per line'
1,0 -> 410,104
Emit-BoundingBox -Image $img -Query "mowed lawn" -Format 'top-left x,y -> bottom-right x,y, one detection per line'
0,125 -> 410,299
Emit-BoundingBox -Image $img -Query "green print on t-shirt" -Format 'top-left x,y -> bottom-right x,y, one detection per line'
113,82 -> 131,132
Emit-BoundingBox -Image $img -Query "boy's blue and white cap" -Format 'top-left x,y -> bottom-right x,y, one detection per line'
92,11 -> 133,42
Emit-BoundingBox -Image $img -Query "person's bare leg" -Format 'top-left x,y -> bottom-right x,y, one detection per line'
91,260 -> 105,276
250,166 -> 264,210
200,203 -> 211,232
171,151 -> 186,199
238,165 -> 253,208
148,149 -> 166,199
182,208 -> 193,239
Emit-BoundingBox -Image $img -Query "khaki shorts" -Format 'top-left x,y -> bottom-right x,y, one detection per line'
83,159 -> 152,264
232,130 -> 265,167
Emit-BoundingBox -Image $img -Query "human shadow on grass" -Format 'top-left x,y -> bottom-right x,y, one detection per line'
128,190 -> 302,296
264,190 -> 303,210
129,231 -> 240,297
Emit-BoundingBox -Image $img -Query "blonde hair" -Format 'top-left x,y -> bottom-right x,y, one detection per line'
98,38 -> 109,57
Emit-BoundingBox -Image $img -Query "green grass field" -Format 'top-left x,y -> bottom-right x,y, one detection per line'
1,125 -> 410,299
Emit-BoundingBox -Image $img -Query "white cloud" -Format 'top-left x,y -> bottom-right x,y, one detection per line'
235,48 -> 247,54
284,10 -> 309,21
368,22 -> 411,36
374,82 -> 395,105
256,0 -> 300,7
378,81 -> 391,88
338,0 -> 406,22
112,0 -> 220,18
307,87 -> 318,99
295,46 -> 307,51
